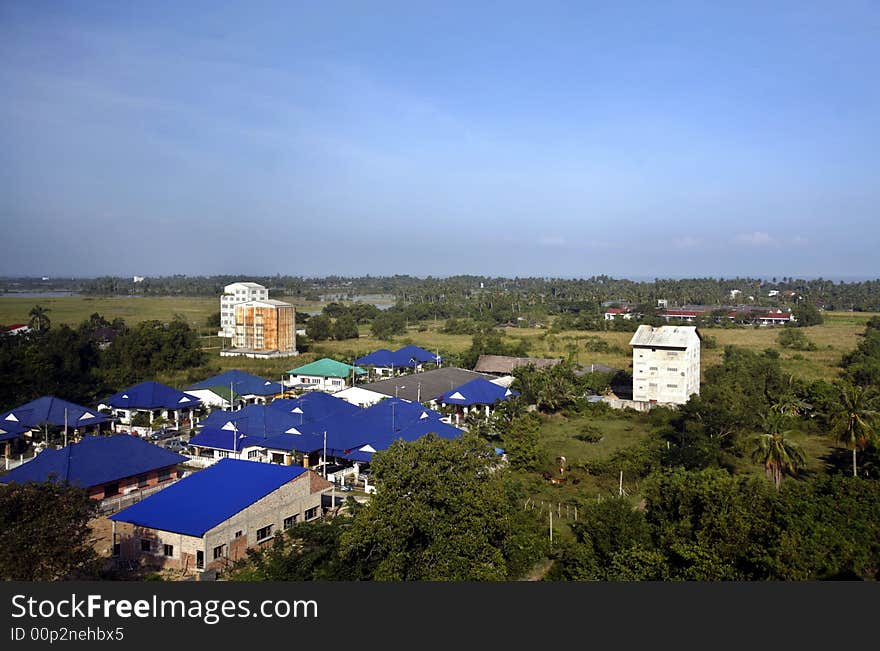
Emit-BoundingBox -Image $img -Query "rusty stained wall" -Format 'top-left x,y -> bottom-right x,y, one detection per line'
233,304 -> 295,352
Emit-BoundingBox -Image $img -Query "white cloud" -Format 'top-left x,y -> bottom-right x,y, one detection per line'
734,231 -> 774,246
539,236 -> 566,247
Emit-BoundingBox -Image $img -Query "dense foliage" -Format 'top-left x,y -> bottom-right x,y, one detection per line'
229,434 -> 547,581
552,470 -> 880,581
0,310 -> 205,410
0,481 -> 100,580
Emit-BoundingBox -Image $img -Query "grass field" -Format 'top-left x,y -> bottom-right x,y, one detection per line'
4,295 -> 874,385
0,295 -> 329,329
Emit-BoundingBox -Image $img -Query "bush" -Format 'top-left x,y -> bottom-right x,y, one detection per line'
778,328 -> 817,351
574,424 -> 603,443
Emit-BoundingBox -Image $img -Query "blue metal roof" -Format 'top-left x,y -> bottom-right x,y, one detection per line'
355,346 -> 441,368
110,459 -> 307,537
0,396 -> 109,429
436,377 -> 519,406
103,382 -> 202,410
190,426 -> 324,455
323,397 -> 449,454
394,344 -> 442,364
0,420 -> 28,442
189,427 -> 255,452
199,404 -> 316,437
0,435 -> 186,488
269,392 -> 360,423
186,370 -> 283,397
354,348 -> 398,367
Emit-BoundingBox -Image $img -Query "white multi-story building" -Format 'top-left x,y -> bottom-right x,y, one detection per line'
218,282 -> 269,339
630,325 -> 700,405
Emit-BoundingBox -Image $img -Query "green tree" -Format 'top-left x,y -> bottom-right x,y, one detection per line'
750,413 -> 806,489
826,383 -> 879,477
793,303 -> 824,327
28,304 -> 51,333
338,433 -> 545,580
228,517 -> 360,581
332,314 -> 360,341
370,312 -> 407,340
777,328 -> 817,351
305,314 -> 332,341
0,481 -> 100,580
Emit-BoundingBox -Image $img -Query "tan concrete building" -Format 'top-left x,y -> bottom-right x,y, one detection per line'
227,299 -> 297,358
110,458 -> 331,574
629,325 -> 701,405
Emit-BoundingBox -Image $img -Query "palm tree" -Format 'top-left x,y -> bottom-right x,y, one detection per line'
750,412 -> 807,489
827,383 -> 879,477
28,304 -> 51,333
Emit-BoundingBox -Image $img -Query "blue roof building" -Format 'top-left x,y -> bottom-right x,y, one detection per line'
355,345 -> 442,372
186,370 -> 283,401
101,381 -> 202,429
269,391 -> 360,424
108,458 -> 330,573
1,396 -> 109,431
103,381 -> 202,411
436,377 -> 518,406
0,435 -> 187,499
435,377 -> 519,426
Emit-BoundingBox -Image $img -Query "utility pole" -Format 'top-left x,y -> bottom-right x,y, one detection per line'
63,408 -> 68,447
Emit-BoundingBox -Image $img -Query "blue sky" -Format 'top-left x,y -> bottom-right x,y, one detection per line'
1,1 -> 878,279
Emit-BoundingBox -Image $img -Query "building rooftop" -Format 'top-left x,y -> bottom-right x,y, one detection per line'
109,458 -> 307,537
186,369 -> 283,397
102,381 -> 201,410
0,435 -> 186,489
355,367 -> 494,403
1,396 -> 110,429
286,358 -> 366,379
473,355 -> 561,375
436,377 -> 518,406
629,325 -> 701,348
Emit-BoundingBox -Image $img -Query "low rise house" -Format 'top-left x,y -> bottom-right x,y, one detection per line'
435,377 -> 519,424
354,345 -> 441,377
756,309 -> 796,326
100,381 -> 201,432
658,309 -> 704,323
1,323 -> 29,336
186,369 -> 283,407
286,358 -> 366,393
473,355 -> 561,375
604,307 -> 633,320
0,435 -> 187,500
0,396 -> 110,454
337,367 -> 494,406
109,458 -> 331,574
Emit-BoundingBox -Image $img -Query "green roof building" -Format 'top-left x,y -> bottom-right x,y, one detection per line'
286,358 -> 366,393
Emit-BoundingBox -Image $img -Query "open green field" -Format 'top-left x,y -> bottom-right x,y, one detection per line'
3,295 -> 874,385
0,295 -> 330,329
509,311 -> 880,383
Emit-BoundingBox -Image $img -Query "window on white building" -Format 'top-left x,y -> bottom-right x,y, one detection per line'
256,525 -> 273,542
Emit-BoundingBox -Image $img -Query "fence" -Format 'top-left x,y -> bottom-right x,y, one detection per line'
182,455 -> 219,468
3,452 -> 37,471
97,476 -> 187,515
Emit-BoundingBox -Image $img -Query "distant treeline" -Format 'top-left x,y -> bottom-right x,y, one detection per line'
6,274 -> 880,312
